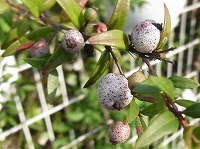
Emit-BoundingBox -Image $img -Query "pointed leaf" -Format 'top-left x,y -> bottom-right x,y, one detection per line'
84,50 -> 110,88
42,46 -> 78,73
2,26 -> 55,57
133,78 -> 161,94
149,76 -> 175,100
136,111 -> 179,148
88,30 -> 129,50
156,4 -> 171,49
108,0 -> 130,30
183,103 -> 200,118
47,69 -> 59,102
175,99 -> 197,108
23,57 -> 49,69
126,98 -> 139,123
169,75 -> 199,89
141,103 -> 166,116
56,0 -> 84,29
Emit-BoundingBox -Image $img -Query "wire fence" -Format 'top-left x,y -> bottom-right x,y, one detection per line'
0,0 -> 200,149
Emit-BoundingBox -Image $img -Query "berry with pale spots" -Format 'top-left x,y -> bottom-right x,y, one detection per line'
108,121 -> 130,144
98,73 -> 133,110
131,19 -> 161,53
62,30 -> 84,53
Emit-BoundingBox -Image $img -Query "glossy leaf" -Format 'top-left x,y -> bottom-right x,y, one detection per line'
126,98 -> 139,123
23,57 -> 49,69
56,0 -> 84,29
175,99 -> 197,108
88,30 -> 129,50
183,103 -> 200,118
136,111 -> 179,148
47,69 -> 59,102
42,46 -> 78,73
156,4 -> 171,49
21,0 -> 41,17
133,78 -> 161,94
2,26 -> 55,57
169,75 -> 199,89
108,0 -> 130,30
84,50 -> 110,88
141,103 -> 166,116
149,76 -> 175,100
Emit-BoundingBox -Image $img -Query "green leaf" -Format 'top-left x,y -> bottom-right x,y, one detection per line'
108,0 -> 130,30
183,126 -> 193,149
133,78 -> 161,94
156,4 -> 171,49
21,0 -> 40,17
47,69 -> 59,102
149,76 -> 175,100
141,103 -> 166,116
175,99 -> 197,108
183,103 -> 200,118
88,30 -> 129,50
42,46 -> 78,73
2,26 -> 55,57
23,57 -> 49,69
139,116 -> 148,131
126,99 -> 139,123
56,0 -> 84,29
84,50 -> 110,88
169,75 -> 199,89
136,111 -> 179,148
194,126 -> 200,141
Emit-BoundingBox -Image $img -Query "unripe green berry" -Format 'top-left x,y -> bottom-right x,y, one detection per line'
84,8 -> 97,22
127,71 -> 146,91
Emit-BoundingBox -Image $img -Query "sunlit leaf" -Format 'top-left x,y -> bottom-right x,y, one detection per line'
126,98 -> 139,123
84,50 -> 110,88
108,0 -> 130,30
88,30 -> 129,50
21,0 -> 41,17
156,4 -> 171,49
169,76 -> 199,89
149,76 -> 175,100
56,0 -> 84,29
136,111 -> 179,148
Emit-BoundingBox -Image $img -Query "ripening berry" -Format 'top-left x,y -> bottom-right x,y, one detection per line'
98,73 -> 133,110
29,39 -> 49,58
108,121 -> 130,144
84,8 -> 97,22
131,19 -> 161,53
127,71 -> 146,91
61,30 -> 84,53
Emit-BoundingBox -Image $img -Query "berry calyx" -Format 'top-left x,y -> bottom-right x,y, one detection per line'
108,121 -> 130,144
29,39 -> 49,58
131,19 -> 161,53
61,30 -> 84,53
98,73 -> 133,110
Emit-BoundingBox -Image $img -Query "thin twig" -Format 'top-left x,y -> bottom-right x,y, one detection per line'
105,46 -> 124,76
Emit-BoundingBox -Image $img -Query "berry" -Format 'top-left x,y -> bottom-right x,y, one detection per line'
98,73 -> 133,110
131,19 -> 161,53
127,71 -> 146,91
61,30 -> 84,53
84,8 -> 97,22
108,121 -> 130,144
29,39 -> 49,58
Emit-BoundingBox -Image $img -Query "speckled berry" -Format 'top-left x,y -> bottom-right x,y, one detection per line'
98,73 -> 133,110
108,121 -> 130,144
29,39 -> 49,58
127,71 -> 146,91
61,30 -> 84,53
131,19 -> 161,53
